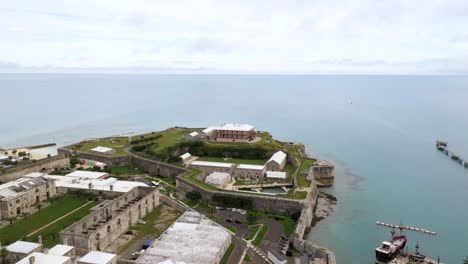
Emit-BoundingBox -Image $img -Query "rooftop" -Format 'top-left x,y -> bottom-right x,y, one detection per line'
6,241 -> 41,254
136,211 -> 231,264
237,164 -> 265,170
266,171 -> 287,179
66,170 -> 109,179
180,152 -> 191,159
205,172 -> 231,185
90,146 -> 114,153
79,251 -> 116,264
190,160 -> 235,168
0,176 -> 51,200
46,175 -> 147,193
16,252 -> 70,264
268,151 -> 287,165
203,123 -> 254,133
48,244 -> 74,256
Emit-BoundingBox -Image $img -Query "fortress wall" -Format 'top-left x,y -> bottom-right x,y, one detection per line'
0,155 -> 70,183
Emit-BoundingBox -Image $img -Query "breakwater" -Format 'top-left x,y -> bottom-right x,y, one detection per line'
436,141 -> 468,168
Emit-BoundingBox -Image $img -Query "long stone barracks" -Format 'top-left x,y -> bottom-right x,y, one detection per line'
60,186 -> 159,255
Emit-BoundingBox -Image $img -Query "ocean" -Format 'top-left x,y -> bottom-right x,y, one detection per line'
1,74 -> 467,263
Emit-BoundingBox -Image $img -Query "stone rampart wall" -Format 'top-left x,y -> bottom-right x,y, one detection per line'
0,155 -> 70,183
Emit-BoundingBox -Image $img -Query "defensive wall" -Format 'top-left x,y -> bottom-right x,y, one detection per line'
0,155 -> 70,183
57,148 -> 186,177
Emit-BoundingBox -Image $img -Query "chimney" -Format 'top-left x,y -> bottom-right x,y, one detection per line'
43,248 -> 49,254
38,235 -> 42,244
88,182 -> 93,189
29,256 -> 35,264
110,185 -> 113,191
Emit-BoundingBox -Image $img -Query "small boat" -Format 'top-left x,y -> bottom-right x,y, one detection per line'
375,235 -> 407,263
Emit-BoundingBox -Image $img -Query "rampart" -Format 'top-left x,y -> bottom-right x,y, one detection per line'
0,155 -> 70,183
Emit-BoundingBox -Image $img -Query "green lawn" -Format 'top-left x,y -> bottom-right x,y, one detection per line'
225,224 -> 237,234
220,243 -> 235,264
284,164 -> 296,182
118,204 -> 181,254
245,224 -> 261,240
0,195 -> 94,246
68,137 -> 129,157
196,156 -> 267,165
110,165 -> 143,176
250,211 -> 297,236
26,200 -> 99,247
252,225 -> 269,246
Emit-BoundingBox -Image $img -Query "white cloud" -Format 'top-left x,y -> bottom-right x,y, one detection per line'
0,0 -> 467,74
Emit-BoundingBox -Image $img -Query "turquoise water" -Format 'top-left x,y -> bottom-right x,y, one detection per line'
1,74 -> 468,263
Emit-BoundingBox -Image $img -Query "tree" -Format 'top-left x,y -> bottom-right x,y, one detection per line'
186,191 -> 202,202
7,217 -> 16,224
47,154 -> 51,158
0,247 -> 9,264
463,256 -> 468,264
37,203 -> 42,211
208,206 -> 216,218
247,212 -> 258,225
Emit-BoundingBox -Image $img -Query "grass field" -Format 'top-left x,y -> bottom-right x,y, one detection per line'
68,137 -> 129,156
110,165 -> 143,176
220,243 -> 235,264
196,156 -> 267,165
118,204 -> 181,254
225,224 -> 237,234
245,224 -> 261,240
252,224 -> 269,246
0,195 -> 97,246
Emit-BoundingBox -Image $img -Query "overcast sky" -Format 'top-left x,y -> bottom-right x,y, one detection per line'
1,0 -> 467,74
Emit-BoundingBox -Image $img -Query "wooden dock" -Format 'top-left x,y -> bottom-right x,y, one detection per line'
436,141 -> 468,168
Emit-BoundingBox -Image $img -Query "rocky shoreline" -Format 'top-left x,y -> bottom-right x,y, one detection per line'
311,191 -> 337,228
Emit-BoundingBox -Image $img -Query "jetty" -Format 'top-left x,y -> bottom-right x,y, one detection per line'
436,141 -> 468,168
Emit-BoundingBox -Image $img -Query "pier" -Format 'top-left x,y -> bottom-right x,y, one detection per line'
436,141 -> 468,168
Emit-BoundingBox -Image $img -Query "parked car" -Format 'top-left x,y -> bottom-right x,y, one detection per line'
225,218 -> 233,223
234,219 -> 242,224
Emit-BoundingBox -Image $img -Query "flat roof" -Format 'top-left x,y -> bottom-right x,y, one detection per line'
203,123 -> 254,133
47,175 -> 147,193
266,171 -> 287,179
6,241 -> 41,254
136,211 -> 231,264
0,176 -> 51,200
66,171 -> 109,179
79,251 -> 116,264
180,152 -> 191,159
190,160 -> 234,168
0,155 -> 9,160
90,146 -> 114,153
237,164 -> 265,170
189,131 -> 199,137
17,252 -> 70,264
49,244 -> 74,256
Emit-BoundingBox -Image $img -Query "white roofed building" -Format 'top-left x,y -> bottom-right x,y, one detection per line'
16,252 -> 72,264
6,241 -> 43,263
189,160 -> 236,176
266,171 -> 287,182
78,251 -> 117,264
203,123 -> 256,142
205,172 -> 231,188
66,171 -> 109,180
135,211 -> 231,264
46,175 -> 148,194
179,152 -> 192,164
90,146 -> 115,154
49,244 -> 75,257
266,151 -> 287,171
234,164 -> 266,181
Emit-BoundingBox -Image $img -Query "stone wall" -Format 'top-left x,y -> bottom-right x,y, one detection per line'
60,186 -> 160,256
159,194 -> 188,213
176,174 -> 303,215
57,148 -> 186,178
291,183 -> 336,264
0,155 -> 70,183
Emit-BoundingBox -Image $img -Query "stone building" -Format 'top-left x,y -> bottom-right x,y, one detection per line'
189,160 -> 236,177
0,175 -> 57,220
202,123 -> 256,142
6,241 -> 43,263
265,151 -> 287,171
60,186 -> 159,255
233,164 -> 266,181
309,161 -> 335,184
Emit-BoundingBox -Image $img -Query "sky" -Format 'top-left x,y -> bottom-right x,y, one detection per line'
0,0 -> 467,74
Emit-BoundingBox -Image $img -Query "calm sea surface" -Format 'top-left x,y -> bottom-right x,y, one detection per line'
1,74 -> 468,263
